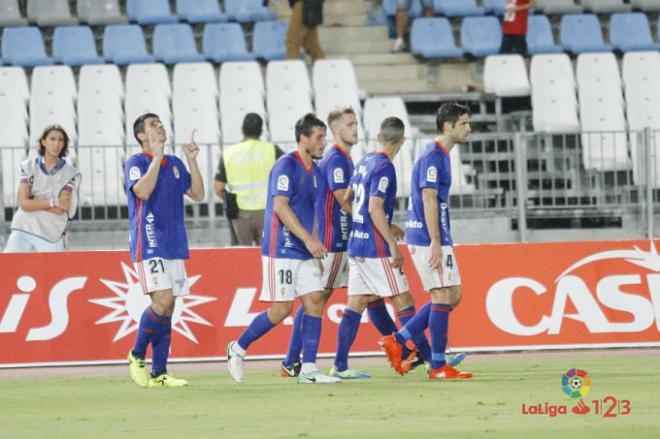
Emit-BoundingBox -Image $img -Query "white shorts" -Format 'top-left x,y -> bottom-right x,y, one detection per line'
320,252 -> 349,290
347,256 -> 410,297
260,256 -> 323,302
408,244 -> 461,291
134,257 -> 190,297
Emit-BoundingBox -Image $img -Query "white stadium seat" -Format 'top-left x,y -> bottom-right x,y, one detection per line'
219,61 -> 264,97
0,66 -> 29,103
266,60 -> 312,100
313,59 -> 360,98
220,88 -> 267,145
78,64 -> 124,102
484,55 -> 531,97
31,65 -> 77,104
531,54 -> 579,132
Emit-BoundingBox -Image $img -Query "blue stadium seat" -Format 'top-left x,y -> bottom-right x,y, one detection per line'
203,23 -> 255,62
153,24 -> 205,64
460,16 -> 502,57
483,0 -> 506,15
53,26 -> 105,66
410,18 -> 463,58
434,0 -> 485,17
126,0 -> 178,25
176,0 -> 228,24
253,21 -> 288,60
527,15 -> 563,54
1,27 -> 53,67
103,24 -> 156,64
560,14 -> 612,54
225,0 -> 277,23
610,13 -> 660,52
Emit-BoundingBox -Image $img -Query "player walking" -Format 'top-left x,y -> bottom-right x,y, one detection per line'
381,102 -> 473,380
226,114 -> 340,385
126,113 -> 205,387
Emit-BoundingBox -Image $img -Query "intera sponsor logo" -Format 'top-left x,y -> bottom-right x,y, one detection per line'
487,242 -> 660,335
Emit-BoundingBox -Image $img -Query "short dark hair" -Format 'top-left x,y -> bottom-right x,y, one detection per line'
38,125 -> 69,158
436,102 -> 470,133
295,113 -> 326,143
242,113 -> 263,139
380,117 -> 405,145
327,107 -> 356,127
133,112 -> 160,146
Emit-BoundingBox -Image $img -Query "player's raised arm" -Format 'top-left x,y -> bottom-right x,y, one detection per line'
273,195 -> 325,258
183,129 -> 205,202
422,187 -> 442,269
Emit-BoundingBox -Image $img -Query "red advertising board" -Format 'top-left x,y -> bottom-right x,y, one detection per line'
1,240 -> 659,367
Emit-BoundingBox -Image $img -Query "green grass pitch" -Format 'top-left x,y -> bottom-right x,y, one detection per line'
1,353 -> 659,438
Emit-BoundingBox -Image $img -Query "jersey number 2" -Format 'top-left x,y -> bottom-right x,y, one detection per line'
352,183 -> 365,224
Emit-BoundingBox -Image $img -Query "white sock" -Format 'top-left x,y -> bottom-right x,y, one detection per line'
301,362 -> 317,374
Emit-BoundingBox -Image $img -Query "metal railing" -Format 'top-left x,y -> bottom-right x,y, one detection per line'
2,129 -> 660,242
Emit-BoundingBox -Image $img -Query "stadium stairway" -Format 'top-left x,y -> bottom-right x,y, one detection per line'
273,0 -> 482,95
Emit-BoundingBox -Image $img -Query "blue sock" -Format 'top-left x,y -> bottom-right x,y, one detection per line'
301,314 -> 322,365
150,315 -> 172,376
237,311 -> 275,351
429,303 -> 451,370
396,303 -> 432,362
334,308 -> 362,372
283,305 -> 304,366
366,299 -> 397,336
132,306 -> 161,358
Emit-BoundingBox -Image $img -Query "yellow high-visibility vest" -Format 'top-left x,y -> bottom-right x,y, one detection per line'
223,139 -> 277,210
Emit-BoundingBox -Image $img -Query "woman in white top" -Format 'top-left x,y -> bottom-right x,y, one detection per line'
4,125 -> 81,253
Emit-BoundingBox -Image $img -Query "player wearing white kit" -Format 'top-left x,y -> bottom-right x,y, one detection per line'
381,102 -> 473,380
226,113 -> 340,385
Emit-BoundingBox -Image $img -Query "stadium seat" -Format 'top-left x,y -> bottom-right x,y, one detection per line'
0,0 -> 27,26
530,54 -> 579,133
268,92 -> 313,149
527,15 -> 563,55
77,0 -> 126,25
383,0 -> 424,17
26,0 -> 77,26
173,62 -> 217,101
410,18 -> 463,58
177,0 -> 228,23
313,59 -> 360,97
482,0 -> 506,15
627,91 -> 660,185
622,51 -> 660,99
153,24 -> 205,64
631,0 -> 660,11
103,25 -> 156,64
125,64 -> 172,149
219,61 -> 265,98
535,0 -> 582,14
433,0 -> 484,16
253,21 -> 288,60
126,63 -> 171,100
78,64 -> 124,103
0,115 -> 28,207
460,16 -> 502,57
0,66 -> 29,103
52,26 -> 105,66
609,13 -> 660,52
484,55 -> 530,97
203,23 -> 255,62
576,53 -> 623,107
530,53 -> 576,92
0,95 -> 28,145
266,60 -> 312,101
1,27 -> 53,67
28,99 -> 77,148
532,94 -> 580,133
580,104 -> 629,171
220,88 -> 266,145
126,0 -> 178,25
560,14 -> 613,54
582,0 -> 631,13
31,66 -> 77,106
225,0 -> 277,23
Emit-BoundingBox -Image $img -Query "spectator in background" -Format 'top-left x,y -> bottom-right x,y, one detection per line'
4,125 -> 80,253
214,113 -> 284,246
392,0 -> 433,53
286,0 -> 325,60
500,0 -> 535,55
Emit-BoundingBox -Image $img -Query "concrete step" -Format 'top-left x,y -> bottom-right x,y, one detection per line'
274,0 -> 370,19
318,26 -> 388,43
350,53 -> 418,65
355,64 -> 426,82
322,38 -> 393,55
358,63 -> 483,95
363,79 -> 436,95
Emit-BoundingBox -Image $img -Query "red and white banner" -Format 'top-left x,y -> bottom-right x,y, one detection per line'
1,240 -> 660,367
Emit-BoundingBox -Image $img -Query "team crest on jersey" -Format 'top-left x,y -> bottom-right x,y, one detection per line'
173,166 -> 180,179
333,167 -> 345,184
129,166 -> 141,181
426,166 -> 438,183
378,176 -> 389,193
277,175 -> 289,191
